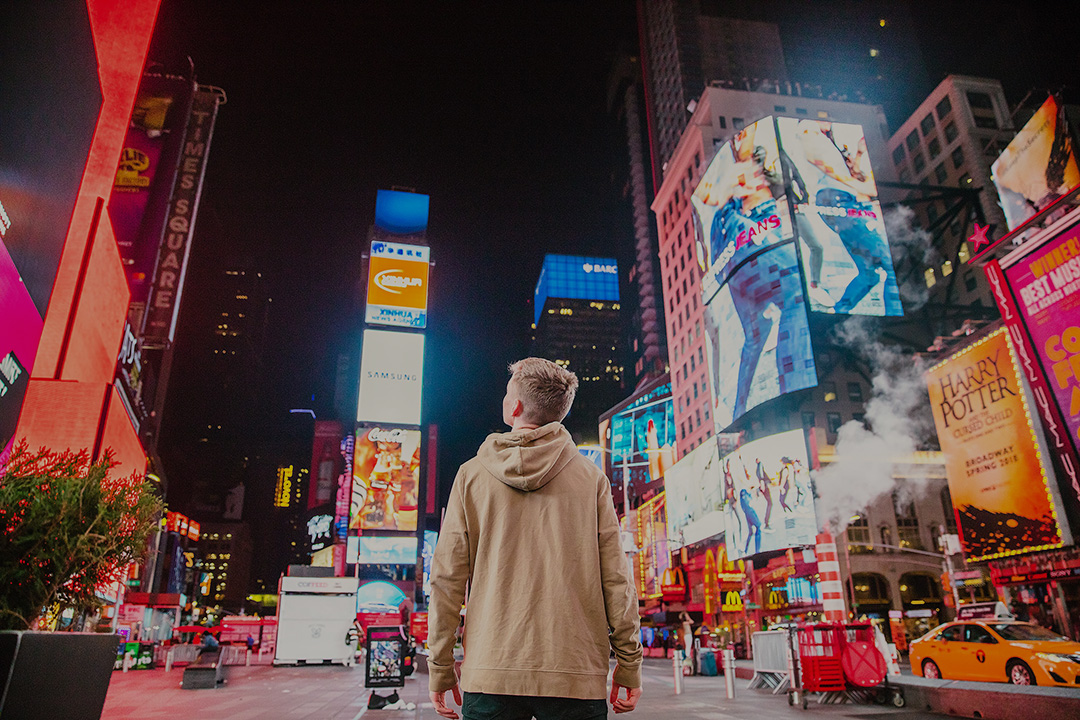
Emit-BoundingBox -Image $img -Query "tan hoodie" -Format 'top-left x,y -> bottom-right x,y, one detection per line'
428,422 -> 642,699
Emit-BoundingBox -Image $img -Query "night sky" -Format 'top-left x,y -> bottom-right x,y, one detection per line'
143,1 -> 1080,499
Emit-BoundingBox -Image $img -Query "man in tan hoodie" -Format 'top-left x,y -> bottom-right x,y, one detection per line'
428,358 -> 643,719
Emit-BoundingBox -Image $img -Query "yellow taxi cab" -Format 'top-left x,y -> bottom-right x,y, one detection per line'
910,620 -> 1080,686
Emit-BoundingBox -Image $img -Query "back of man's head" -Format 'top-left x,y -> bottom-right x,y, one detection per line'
509,357 -> 579,425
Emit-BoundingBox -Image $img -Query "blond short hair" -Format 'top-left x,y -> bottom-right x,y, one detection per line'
509,357 -> 579,424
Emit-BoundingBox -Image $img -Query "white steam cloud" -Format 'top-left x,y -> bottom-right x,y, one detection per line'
813,317 -> 937,532
884,205 -> 936,312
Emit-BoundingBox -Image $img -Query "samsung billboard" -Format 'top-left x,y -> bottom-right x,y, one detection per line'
357,329 -> 424,426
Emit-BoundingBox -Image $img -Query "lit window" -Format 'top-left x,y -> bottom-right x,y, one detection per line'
957,242 -> 971,264
823,382 -> 837,402
924,268 -> 936,287
941,260 -> 953,277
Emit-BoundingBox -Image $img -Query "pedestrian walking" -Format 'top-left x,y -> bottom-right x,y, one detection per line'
428,358 -> 643,719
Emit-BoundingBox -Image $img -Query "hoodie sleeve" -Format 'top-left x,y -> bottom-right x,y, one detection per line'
428,468 -> 471,693
597,477 -> 643,688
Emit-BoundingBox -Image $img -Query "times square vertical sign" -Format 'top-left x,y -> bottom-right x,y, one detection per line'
142,90 -> 221,345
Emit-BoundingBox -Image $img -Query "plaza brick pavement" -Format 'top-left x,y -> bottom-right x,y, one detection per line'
100,658 -> 945,720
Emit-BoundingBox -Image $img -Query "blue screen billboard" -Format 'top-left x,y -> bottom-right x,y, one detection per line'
703,242 -> 817,430
374,189 -> 429,235
775,117 -> 902,316
534,254 -> 619,324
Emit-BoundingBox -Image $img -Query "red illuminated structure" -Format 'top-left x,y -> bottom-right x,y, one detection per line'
14,0 -> 163,480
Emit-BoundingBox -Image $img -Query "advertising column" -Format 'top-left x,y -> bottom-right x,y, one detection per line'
353,190 -> 430,613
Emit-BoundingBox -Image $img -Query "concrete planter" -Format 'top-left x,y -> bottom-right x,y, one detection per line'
0,631 -> 120,720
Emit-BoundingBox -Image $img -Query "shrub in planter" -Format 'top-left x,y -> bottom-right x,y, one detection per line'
0,442 -> 162,630
0,443 -> 162,718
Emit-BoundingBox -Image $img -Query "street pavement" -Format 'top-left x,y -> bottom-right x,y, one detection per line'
101,658 -> 944,720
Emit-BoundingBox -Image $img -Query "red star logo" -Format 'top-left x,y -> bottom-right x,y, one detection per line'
969,223 -> 991,253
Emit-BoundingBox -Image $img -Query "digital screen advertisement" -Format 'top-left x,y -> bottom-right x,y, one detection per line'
634,493 -> 670,600
533,254 -> 619,324
351,426 -> 421,531
703,242 -> 817,430
692,117 -> 793,300
309,420 -> 343,510
0,4 -> 100,316
109,76 -> 192,302
721,429 -> 817,560
0,239 -> 44,450
577,445 -> 605,471
346,535 -> 418,565
927,328 -> 1070,562
775,117 -> 902,317
421,530 -> 438,598
992,95 -> 1080,232
356,329 -> 425,426
356,580 -> 409,613
665,440 -> 724,550
374,189 -> 430,235
1003,223 -> 1080,459
605,381 -> 676,491
365,240 -> 430,329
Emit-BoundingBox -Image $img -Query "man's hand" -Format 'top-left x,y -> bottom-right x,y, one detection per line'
609,668 -> 642,714
430,685 -> 462,719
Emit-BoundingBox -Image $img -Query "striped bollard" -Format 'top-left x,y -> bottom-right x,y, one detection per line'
816,531 -> 847,623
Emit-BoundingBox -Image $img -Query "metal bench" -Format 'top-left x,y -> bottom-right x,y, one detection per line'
181,650 -> 226,689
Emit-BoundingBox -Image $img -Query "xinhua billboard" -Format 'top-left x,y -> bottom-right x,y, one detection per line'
665,439 -> 724,550
365,241 -> 430,329
926,328 -> 1071,562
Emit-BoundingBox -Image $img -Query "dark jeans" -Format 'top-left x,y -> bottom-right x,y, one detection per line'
462,692 -> 607,720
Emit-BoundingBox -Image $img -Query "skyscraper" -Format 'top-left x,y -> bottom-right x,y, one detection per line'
637,1 -> 788,182
611,2 -> 789,390
530,254 -> 625,444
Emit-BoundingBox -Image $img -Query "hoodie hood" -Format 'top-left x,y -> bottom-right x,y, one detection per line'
477,422 -> 578,491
